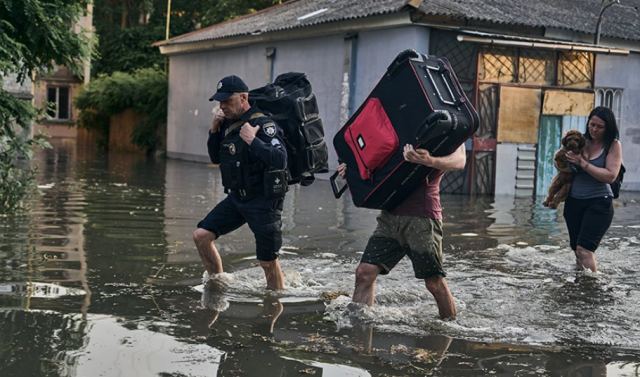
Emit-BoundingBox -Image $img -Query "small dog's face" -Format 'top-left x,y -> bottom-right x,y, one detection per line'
562,130 -> 586,153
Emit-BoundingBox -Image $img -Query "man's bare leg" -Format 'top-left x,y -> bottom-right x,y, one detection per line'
352,263 -> 380,306
425,276 -> 456,320
260,260 -> 285,290
193,228 -> 223,275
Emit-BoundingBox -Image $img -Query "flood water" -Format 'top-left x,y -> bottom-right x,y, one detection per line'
1,138 -> 640,376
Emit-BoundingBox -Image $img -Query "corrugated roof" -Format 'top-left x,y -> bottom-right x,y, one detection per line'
418,0 -> 640,41
159,0 -> 640,46
162,0 -> 406,45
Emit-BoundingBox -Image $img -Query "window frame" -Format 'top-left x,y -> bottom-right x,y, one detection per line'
46,85 -> 71,121
595,87 -> 623,126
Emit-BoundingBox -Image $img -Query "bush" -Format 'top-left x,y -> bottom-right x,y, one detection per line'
0,91 -> 51,212
75,68 -> 167,152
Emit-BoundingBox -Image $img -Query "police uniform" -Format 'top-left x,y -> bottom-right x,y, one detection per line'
197,76 -> 288,262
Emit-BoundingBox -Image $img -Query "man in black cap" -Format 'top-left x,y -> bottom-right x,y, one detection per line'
193,75 -> 288,290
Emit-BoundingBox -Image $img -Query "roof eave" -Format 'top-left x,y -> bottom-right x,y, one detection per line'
157,12 -> 413,55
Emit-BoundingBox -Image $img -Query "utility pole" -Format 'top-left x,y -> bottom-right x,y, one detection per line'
164,0 -> 172,72
595,0 -> 620,45
165,0 -> 172,40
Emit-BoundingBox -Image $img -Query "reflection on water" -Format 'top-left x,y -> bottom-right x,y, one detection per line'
1,138 -> 640,376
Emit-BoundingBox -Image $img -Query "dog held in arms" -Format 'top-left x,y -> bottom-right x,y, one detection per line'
543,130 -> 586,209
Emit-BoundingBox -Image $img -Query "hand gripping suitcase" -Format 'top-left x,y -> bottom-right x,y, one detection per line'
331,49 -> 479,210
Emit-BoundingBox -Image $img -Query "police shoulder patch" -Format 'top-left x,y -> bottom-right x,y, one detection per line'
262,122 -> 277,138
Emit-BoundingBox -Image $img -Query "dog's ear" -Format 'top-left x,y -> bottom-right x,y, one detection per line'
561,134 -> 569,148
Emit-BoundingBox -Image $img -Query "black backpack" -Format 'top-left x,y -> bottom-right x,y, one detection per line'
611,163 -> 625,198
249,73 -> 329,186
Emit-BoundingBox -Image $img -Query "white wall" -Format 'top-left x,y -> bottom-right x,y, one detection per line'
165,25 -> 432,170
495,143 -> 519,195
595,53 -> 640,191
353,26 -> 430,109
167,45 -> 266,162
271,35 -> 346,168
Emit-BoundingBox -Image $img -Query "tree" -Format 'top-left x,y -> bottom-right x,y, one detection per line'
92,0 -> 286,75
0,0 -> 91,212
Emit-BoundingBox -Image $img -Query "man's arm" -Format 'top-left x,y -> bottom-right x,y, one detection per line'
207,132 -> 224,164
207,110 -> 225,164
240,120 -> 287,169
403,143 -> 466,171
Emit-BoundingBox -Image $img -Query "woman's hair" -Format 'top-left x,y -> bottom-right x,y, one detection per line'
585,106 -> 619,150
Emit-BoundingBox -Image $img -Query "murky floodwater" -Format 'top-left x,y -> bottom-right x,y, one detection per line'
1,138 -> 640,376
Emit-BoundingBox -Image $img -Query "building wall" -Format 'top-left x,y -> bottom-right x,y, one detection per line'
1,72 -> 33,99
494,143 -> 519,196
595,53 -> 640,191
270,35 -> 346,167
165,25 -> 431,169
353,26 -> 430,108
1,73 -> 34,138
167,45 -> 264,162
33,2 -> 93,138
33,70 -> 84,138
166,34 -> 349,165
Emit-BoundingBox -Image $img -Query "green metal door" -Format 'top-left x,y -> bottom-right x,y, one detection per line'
536,116 -> 562,197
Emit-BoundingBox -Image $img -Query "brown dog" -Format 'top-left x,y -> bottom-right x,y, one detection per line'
542,130 -> 586,209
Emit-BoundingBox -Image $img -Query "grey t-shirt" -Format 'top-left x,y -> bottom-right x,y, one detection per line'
569,149 -> 613,199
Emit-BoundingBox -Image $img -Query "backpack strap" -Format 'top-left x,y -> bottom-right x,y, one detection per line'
224,112 -> 267,137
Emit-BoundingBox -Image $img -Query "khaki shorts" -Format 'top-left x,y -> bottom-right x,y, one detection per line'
361,211 -> 445,279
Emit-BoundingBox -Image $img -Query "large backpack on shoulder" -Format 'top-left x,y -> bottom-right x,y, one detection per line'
249,73 -> 329,186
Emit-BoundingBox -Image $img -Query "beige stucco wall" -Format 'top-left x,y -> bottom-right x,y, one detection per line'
32,70 -> 83,138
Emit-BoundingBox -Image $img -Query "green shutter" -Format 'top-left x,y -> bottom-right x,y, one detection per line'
536,116 -> 562,197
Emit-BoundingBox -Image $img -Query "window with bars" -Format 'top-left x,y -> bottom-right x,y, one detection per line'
478,48 -> 516,83
518,50 -> 555,85
478,48 -> 594,88
46,86 -> 70,120
557,52 -> 593,88
595,87 -> 623,125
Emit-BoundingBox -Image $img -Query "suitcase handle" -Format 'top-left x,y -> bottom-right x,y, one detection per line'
415,111 -> 453,146
423,64 -> 461,106
330,170 -> 349,198
386,49 -> 420,76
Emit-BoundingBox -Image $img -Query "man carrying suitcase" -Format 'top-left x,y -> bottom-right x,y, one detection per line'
338,143 -> 465,320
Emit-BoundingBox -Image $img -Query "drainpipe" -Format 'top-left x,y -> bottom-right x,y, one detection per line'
594,0 -> 620,45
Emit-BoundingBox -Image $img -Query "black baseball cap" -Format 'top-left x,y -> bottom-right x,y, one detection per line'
209,75 -> 249,101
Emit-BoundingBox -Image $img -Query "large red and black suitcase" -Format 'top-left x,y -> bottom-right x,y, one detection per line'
331,49 -> 479,210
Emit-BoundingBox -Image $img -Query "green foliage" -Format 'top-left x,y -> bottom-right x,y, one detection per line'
92,0 -> 286,75
200,0 -> 285,25
0,0 -> 91,81
93,26 -> 165,76
1,0 -> 89,212
0,92 -> 52,212
75,68 -> 167,152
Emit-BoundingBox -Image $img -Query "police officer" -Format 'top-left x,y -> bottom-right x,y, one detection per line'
193,75 -> 288,290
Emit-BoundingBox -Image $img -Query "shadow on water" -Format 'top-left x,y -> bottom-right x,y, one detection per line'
1,138 -> 640,376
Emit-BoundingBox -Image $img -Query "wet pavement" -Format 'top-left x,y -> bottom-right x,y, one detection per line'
1,138 -> 640,376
